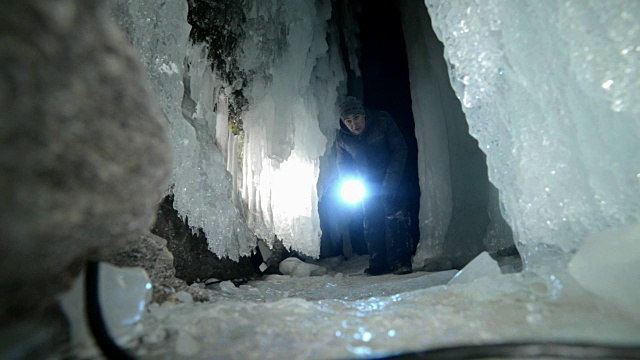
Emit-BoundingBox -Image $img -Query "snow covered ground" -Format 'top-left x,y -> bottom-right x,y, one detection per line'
127,256 -> 640,359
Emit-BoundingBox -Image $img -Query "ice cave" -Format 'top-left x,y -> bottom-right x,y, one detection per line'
1,0 -> 639,359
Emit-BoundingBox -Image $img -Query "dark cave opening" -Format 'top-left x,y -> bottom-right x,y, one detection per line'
358,0 -> 422,256
320,1 -> 516,268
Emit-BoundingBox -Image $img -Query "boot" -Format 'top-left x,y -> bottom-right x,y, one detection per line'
392,263 -> 412,275
364,265 -> 391,276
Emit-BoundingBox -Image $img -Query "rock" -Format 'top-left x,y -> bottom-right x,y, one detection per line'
279,257 -> 327,277
152,195 -> 258,283
0,0 -> 170,332
102,233 -> 180,303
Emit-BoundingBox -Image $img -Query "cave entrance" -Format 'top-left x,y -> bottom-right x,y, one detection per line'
320,1 -> 516,268
357,0 -> 421,254
318,0 -> 420,259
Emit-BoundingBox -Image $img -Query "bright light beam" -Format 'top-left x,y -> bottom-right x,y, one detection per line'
340,179 -> 366,204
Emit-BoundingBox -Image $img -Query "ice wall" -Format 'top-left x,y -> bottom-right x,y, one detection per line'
110,0 -> 255,260
237,0 -> 345,256
397,0 -> 453,268
424,0 -> 640,270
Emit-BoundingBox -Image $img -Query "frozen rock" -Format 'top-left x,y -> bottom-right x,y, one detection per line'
568,225 -> 640,319
102,233 -> 177,303
279,258 -> 328,277
448,252 -> 501,285
57,263 -> 152,356
173,291 -> 194,304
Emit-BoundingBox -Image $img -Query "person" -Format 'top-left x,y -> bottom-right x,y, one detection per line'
335,96 -> 413,275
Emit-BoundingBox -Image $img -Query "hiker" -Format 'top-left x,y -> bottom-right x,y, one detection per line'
336,96 -> 413,275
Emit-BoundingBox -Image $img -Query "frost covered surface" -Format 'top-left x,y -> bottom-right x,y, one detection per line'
131,257 -> 639,359
424,0 -> 640,269
110,0 -> 255,260
237,0 -> 344,256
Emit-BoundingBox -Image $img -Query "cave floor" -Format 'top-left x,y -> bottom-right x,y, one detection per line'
129,255 -> 640,360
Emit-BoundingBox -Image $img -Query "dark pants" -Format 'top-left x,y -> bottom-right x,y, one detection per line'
362,190 -> 412,271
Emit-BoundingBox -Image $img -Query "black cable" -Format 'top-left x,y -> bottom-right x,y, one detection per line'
85,261 -> 136,360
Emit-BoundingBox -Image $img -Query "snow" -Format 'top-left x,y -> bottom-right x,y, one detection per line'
123,257 -> 639,359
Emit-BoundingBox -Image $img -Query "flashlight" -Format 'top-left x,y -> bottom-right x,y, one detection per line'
340,179 -> 366,204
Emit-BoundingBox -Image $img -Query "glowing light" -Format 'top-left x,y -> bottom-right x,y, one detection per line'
340,179 -> 365,204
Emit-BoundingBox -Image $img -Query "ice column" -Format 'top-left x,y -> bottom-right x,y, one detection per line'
397,0 -> 453,268
238,0 -> 344,256
110,0 -> 255,260
424,0 -> 640,270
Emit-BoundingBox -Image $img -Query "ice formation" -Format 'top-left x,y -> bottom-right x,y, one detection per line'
111,0 -> 346,259
398,0 -> 453,268
424,0 -> 640,271
236,1 -> 345,256
109,0 -> 255,260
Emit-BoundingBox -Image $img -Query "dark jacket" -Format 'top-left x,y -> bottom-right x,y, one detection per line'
336,108 -> 407,196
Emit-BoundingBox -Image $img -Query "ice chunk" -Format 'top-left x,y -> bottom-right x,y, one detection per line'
173,291 -> 194,304
57,263 -> 152,356
568,225 -> 640,319
448,252 -> 501,285
279,258 -> 327,277
219,281 -> 240,293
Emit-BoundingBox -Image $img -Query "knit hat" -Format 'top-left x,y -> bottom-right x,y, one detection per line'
339,96 -> 365,119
